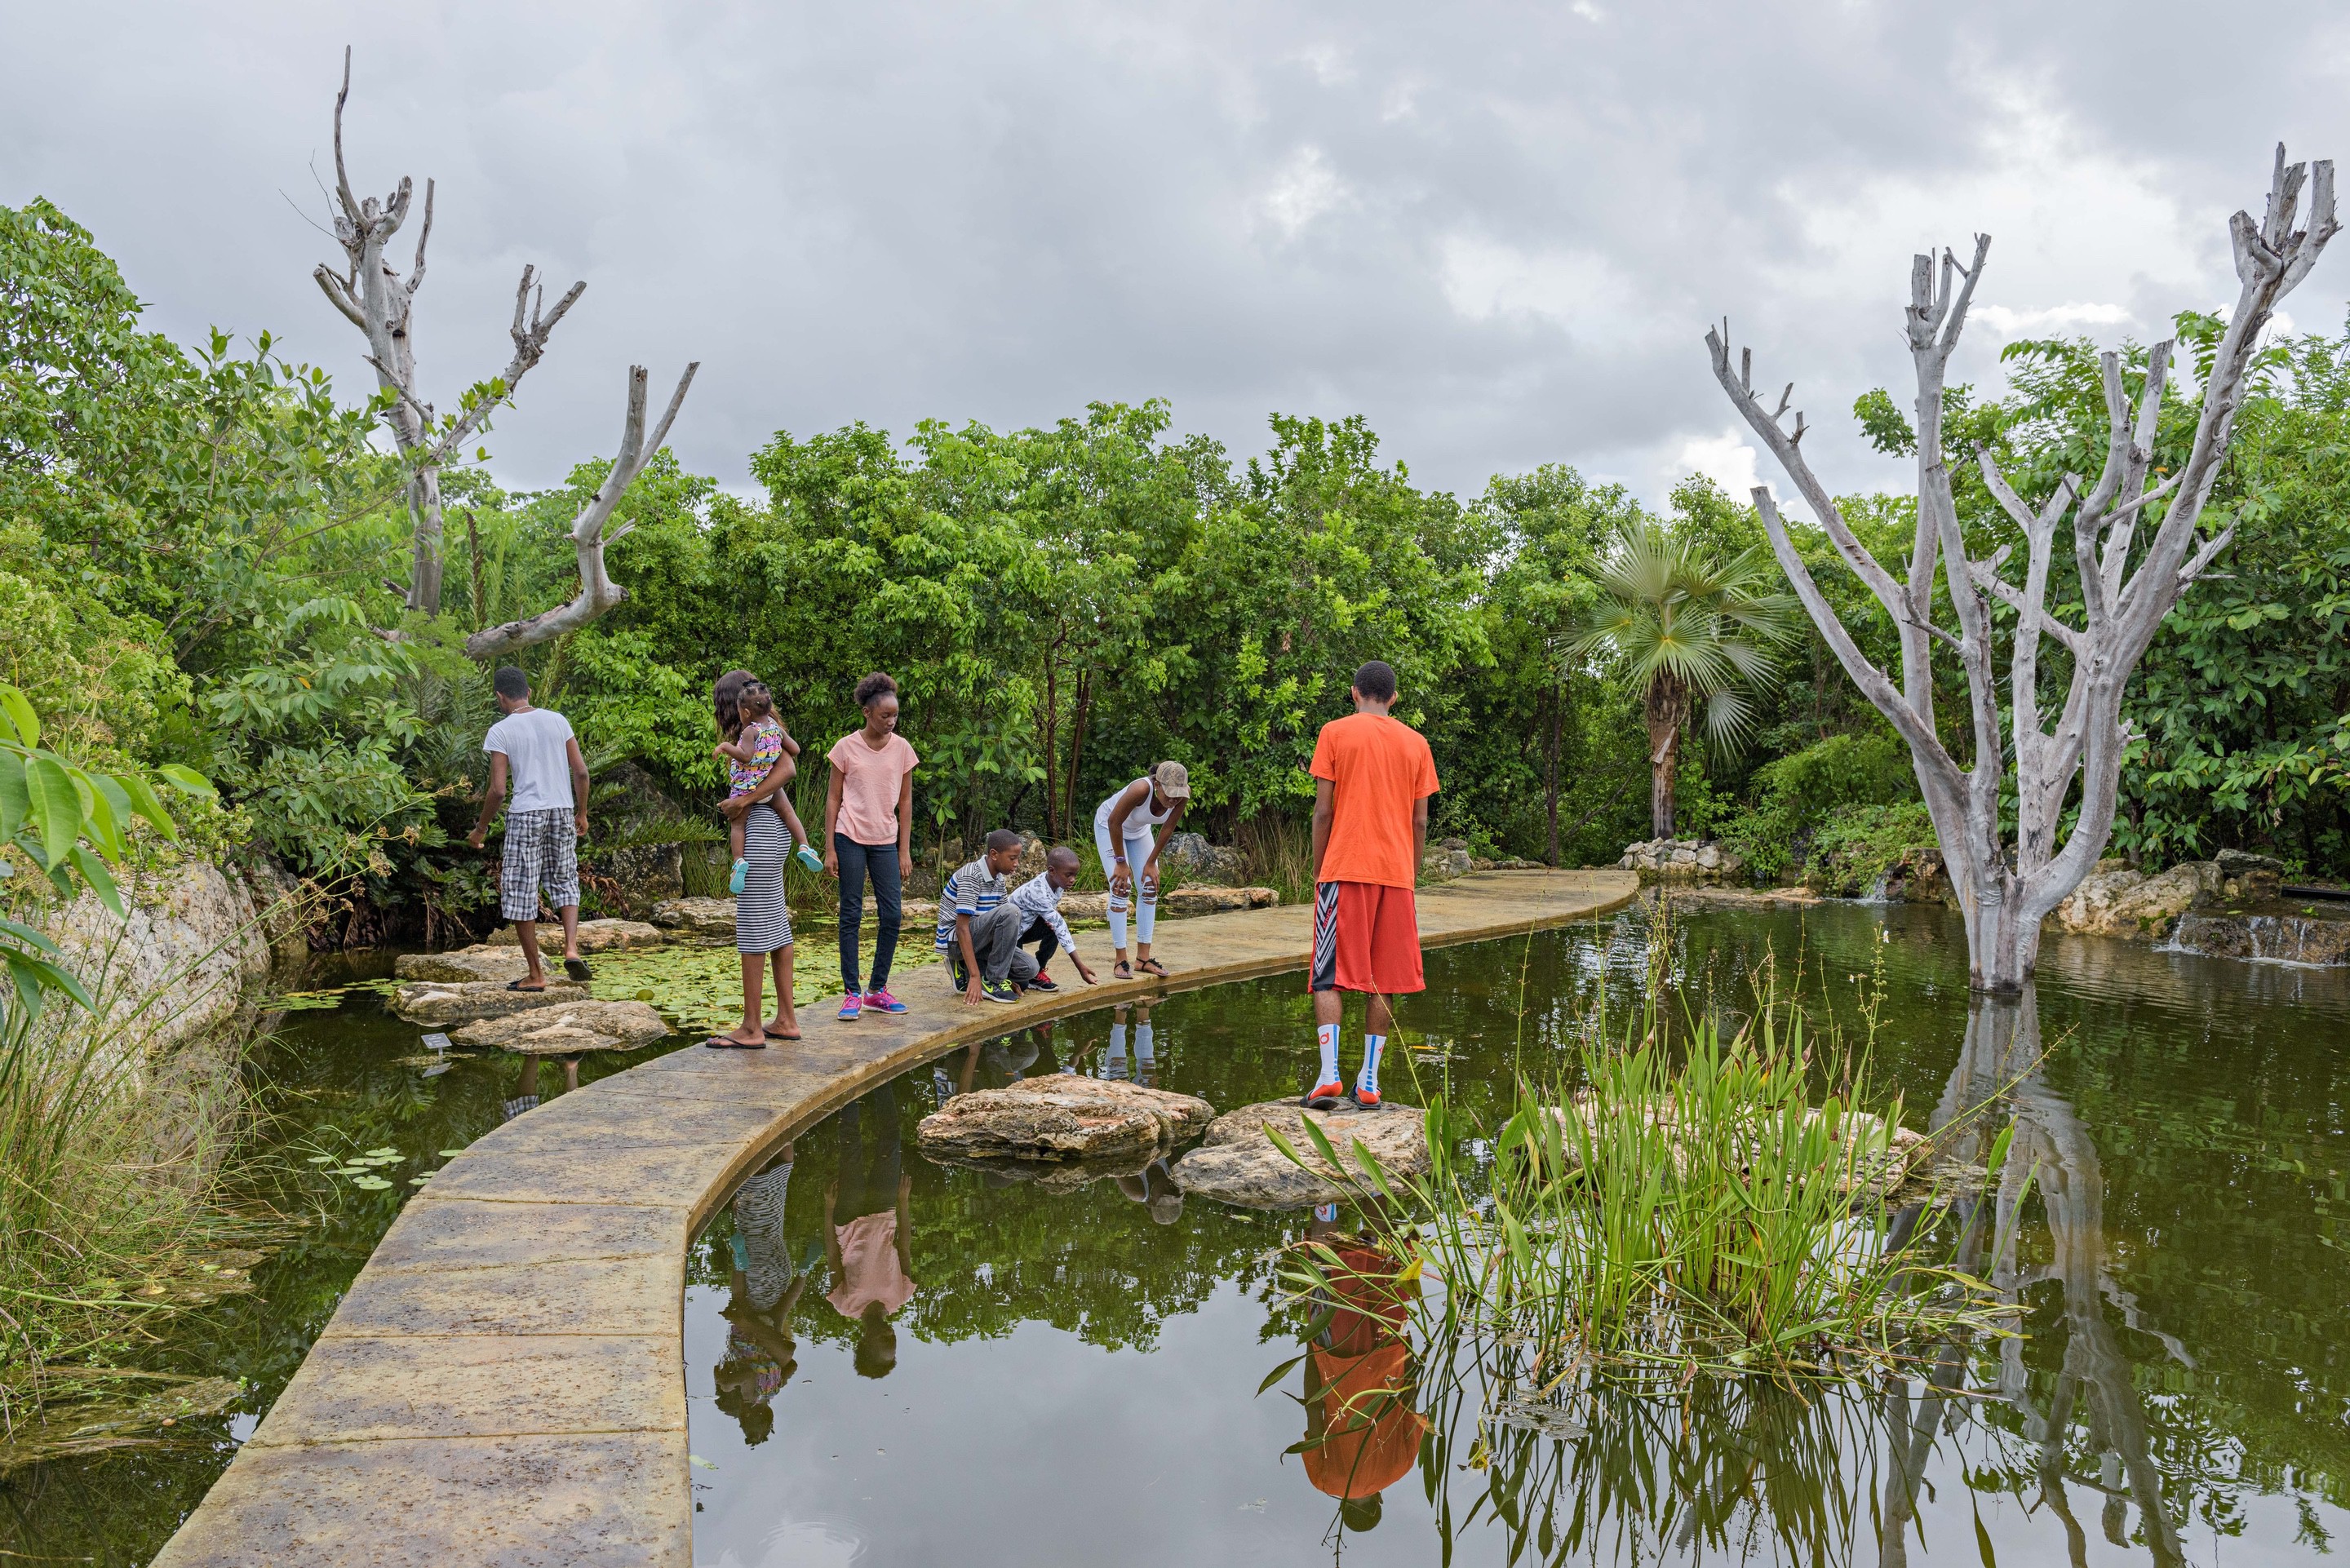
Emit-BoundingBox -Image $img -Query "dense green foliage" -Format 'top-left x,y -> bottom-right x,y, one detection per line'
7,193 -> 2350,938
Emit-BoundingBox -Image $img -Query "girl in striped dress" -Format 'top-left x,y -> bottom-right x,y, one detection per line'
711,671 -> 802,1048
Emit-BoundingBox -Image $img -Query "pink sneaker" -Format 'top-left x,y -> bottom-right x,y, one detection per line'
862,988 -> 907,1014
836,994 -> 862,1021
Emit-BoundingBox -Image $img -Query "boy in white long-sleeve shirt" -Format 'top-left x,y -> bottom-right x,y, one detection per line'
1006,846 -> 1098,991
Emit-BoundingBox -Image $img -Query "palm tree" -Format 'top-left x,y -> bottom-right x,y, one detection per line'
1572,522 -> 1798,839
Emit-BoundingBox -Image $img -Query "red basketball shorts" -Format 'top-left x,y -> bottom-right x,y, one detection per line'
1310,881 -> 1424,994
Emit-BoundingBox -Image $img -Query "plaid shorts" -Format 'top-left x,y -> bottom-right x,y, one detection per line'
499,808 -> 580,921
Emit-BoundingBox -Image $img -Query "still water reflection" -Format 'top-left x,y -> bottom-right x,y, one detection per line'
685,902 -> 2350,1566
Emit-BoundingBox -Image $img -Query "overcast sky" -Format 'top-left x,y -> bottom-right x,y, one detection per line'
10,2 -> 2350,509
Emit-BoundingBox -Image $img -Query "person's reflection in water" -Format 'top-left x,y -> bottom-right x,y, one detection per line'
1295,1203 -> 1427,1535
825,1086 -> 916,1379
714,1143 -> 806,1443
1104,1003 -> 1156,1086
1114,1156 -> 1183,1225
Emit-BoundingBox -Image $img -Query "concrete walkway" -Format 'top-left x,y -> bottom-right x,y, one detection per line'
155,869 -> 1634,1567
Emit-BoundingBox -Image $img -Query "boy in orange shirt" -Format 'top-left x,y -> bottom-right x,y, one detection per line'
1305,660 -> 1439,1110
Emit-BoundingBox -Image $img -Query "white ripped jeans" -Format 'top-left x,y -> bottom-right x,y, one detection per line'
1093,815 -> 1158,951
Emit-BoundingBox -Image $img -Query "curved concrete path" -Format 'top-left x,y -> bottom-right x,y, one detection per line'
156,869 -> 1634,1567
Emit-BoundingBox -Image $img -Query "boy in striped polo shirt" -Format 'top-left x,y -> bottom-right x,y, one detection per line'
937,830 -> 1031,1004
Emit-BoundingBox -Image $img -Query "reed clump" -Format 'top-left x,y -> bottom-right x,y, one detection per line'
0,979 -> 271,1451
1277,967 -> 2020,1390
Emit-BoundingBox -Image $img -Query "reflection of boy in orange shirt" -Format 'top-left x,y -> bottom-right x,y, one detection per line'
1299,1214 -> 1428,1533
1306,660 -> 1439,1111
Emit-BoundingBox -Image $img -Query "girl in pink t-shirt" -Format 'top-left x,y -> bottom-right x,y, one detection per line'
823,672 -> 920,1021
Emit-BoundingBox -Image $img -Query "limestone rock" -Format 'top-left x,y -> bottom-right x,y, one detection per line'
2052,861 -> 2219,941
1420,847 -> 1472,883
1616,839 -> 1746,884
579,842 -> 683,913
2166,910 -> 2350,965
1490,857 -> 1545,870
1159,831 -> 1248,886
394,946 -> 531,984
1013,833 -> 1051,880
1172,1100 -> 1430,1210
391,978 -> 588,1025
239,857 -> 315,967
1161,885 -> 1279,915
650,897 -> 738,937
2215,848 -> 2286,904
917,1077 -> 1214,1164
451,999 -> 673,1055
486,919 -> 667,954
45,859 -> 273,1060
1059,892 -> 1109,922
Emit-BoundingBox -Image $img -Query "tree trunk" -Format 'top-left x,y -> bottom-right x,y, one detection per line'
1643,673 -> 1688,839
1063,670 -> 1093,834
409,467 -> 446,614
1041,649 -> 1062,840
1543,678 -> 1564,866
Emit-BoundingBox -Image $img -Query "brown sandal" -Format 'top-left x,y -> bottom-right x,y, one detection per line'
1137,957 -> 1169,977
1113,959 -> 1133,981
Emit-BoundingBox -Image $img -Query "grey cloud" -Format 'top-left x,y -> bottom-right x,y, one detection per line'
7,1 -> 2349,507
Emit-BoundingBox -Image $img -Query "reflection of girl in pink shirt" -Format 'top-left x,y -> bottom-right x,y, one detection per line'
824,1084 -> 915,1378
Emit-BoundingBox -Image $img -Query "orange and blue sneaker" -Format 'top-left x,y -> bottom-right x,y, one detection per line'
1301,1082 -> 1346,1110
836,994 -> 862,1021
1349,1086 -> 1384,1112
862,988 -> 907,1014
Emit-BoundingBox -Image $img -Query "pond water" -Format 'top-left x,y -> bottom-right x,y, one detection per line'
5,901 -> 2347,1566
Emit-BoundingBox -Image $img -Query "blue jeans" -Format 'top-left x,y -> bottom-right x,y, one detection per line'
835,834 -> 902,994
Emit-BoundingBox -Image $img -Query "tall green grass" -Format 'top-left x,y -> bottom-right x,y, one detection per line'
1276,923 -> 2020,1391
0,925 -> 273,1449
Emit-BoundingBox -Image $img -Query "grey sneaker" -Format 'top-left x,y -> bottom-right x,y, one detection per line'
983,981 -> 1019,1004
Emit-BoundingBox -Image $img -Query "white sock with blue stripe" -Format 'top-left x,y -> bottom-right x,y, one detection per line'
1315,1023 -> 1341,1089
1357,1034 -> 1386,1096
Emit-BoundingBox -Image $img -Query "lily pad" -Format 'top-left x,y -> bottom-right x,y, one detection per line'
349,1176 -> 393,1191
438,1149 -> 466,1158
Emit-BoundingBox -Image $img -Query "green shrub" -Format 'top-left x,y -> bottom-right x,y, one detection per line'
1718,731 -> 1918,879
1802,802 -> 1939,896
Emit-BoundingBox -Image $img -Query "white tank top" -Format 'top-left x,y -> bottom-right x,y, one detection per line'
1094,777 -> 1173,832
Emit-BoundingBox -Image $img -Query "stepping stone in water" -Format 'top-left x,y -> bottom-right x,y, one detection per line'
391,978 -> 589,1025
393,946 -> 533,984
450,999 -> 672,1056
917,1077 -> 1214,1165
1172,1099 -> 1430,1211
485,919 -> 668,953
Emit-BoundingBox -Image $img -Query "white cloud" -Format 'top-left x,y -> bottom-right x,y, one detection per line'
1671,428 -> 1766,502
1255,146 -> 1349,240
1436,236 -> 1652,346
1974,301 -> 2135,334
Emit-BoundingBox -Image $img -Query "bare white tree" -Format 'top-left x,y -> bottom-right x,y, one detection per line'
313,46 -> 584,616
1707,147 -> 2335,993
464,361 -> 698,661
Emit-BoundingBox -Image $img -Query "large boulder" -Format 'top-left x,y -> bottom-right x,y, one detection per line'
2051,861 -> 2219,941
391,978 -> 588,1025
45,858 -> 273,1061
580,842 -> 683,914
1172,1100 -> 1430,1210
917,1077 -> 1214,1164
486,919 -> 667,953
451,999 -> 672,1055
1159,831 -> 1248,887
1161,885 -> 1279,916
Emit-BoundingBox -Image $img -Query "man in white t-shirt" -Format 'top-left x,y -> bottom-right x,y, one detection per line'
467,667 -> 592,991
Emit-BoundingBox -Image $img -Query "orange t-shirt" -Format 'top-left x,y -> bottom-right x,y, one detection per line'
1309,713 -> 1439,888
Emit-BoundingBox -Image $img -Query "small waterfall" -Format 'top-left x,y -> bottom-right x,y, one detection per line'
1854,870 -> 1892,906
2164,910 -> 2350,966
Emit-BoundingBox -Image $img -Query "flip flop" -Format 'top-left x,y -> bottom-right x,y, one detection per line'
506,981 -> 548,993
563,957 -> 593,982
703,1035 -> 767,1050
1136,957 -> 1170,977
763,1027 -> 801,1041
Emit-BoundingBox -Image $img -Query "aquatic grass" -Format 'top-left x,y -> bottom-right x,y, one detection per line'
1276,928 -> 2023,1392
0,916 -> 281,1450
